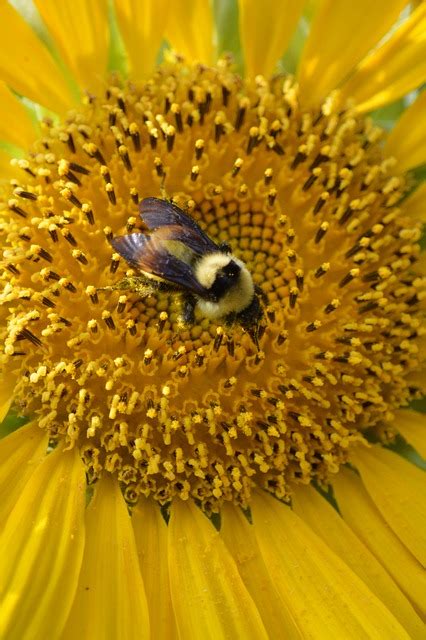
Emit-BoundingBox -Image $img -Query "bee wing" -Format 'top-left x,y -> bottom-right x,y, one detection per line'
111,232 -> 208,297
110,233 -> 150,270
139,197 -> 218,253
152,223 -> 218,256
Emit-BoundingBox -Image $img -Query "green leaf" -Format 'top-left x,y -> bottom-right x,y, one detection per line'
108,0 -> 129,77
370,98 -> 406,131
278,17 -> 308,75
214,0 -> 243,74
0,412 -> 29,440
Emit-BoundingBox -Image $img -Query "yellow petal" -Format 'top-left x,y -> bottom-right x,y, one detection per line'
34,0 -> 109,96
0,2 -> 76,113
62,475 -> 150,640
114,0 -> 170,79
341,3 -> 426,113
0,446 -> 86,640
0,149 -> 16,180
168,499 -> 268,640
133,498 -> 177,639
297,0 -> 407,108
351,445 -> 426,566
0,370 -> 20,423
238,0 -> 305,78
0,82 -> 37,149
394,409 -> 426,459
252,490 -> 411,639
292,484 -> 424,639
0,373 -> 16,422
385,91 -> 426,171
401,183 -> 426,223
406,369 -> 426,395
221,502 -> 303,639
333,467 -> 426,619
0,421 -> 47,525
166,0 -> 215,65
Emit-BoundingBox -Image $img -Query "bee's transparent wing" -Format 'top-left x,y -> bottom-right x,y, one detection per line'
139,197 -> 218,253
111,233 -> 208,296
110,233 -> 149,270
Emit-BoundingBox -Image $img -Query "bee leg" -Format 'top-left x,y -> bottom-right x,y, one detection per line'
235,297 -> 264,350
97,276 -> 156,297
232,314 -> 260,350
96,277 -> 132,293
224,312 -> 236,327
246,324 -> 260,350
254,284 -> 268,306
181,293 -> 196,326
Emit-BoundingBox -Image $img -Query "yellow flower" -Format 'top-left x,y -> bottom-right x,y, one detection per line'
0,1 -> 425,638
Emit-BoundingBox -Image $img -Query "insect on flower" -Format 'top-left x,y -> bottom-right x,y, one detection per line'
101,197 -> 265,345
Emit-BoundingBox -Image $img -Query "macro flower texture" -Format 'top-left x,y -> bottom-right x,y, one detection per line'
0,0 -> 425,637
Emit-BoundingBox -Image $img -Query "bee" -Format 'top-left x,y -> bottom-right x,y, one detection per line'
104,197 -> 264,345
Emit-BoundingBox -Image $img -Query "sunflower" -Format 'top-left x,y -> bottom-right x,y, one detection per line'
0,0 -> 425,638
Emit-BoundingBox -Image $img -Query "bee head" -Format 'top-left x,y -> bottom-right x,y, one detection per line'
207,259 -> 241,301
195,253 -> 238,297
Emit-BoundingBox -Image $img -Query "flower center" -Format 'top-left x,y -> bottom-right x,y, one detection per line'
1,59 -> 424,510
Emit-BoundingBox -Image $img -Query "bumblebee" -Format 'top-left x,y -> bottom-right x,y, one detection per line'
106,198 -> 264,344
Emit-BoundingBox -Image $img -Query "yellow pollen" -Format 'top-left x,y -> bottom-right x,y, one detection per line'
0,59 -> 424,511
